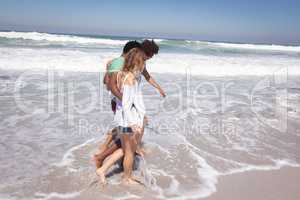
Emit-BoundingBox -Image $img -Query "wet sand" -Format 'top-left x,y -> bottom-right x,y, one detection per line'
204,167 -> 300,200
54,166 -> 300,200
1,70 -> 300,200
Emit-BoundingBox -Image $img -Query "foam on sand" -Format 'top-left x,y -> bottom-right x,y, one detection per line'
35,192 -> 81,200
54,138 -> 96,171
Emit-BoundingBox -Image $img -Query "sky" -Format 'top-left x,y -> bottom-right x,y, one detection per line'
0,0 -> 299,45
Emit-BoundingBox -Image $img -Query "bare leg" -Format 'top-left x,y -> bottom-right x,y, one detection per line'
99,135 -> 112,152
131,134 -> 138,154
96,148 -> 124,185
135,125 -> 145,157
98,128 -> 118,152
121,134 -> 135,183
93,133 -> 112,157
93,128 -> 119,165
137,116 -> 147,144
135,127 -> 144,146
94,142 -> 119,168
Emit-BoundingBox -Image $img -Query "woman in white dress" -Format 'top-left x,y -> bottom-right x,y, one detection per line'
97,48 -> 146,185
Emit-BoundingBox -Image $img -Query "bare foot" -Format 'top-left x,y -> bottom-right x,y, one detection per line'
122,178 -> 139,185
122,176 -> 143,186
96,168 -> 107,185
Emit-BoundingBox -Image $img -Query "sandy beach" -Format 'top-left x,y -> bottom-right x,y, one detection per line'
205,167 -> 300,200
52,167 -> 300,200
1,31 -> 300,200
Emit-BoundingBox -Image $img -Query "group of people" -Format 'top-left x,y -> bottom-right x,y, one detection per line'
93,40 -> 165,185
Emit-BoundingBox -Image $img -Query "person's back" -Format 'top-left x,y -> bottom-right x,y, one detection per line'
103,56 -> 124,90
104,41 -> 141,91
109,57 -> 125,73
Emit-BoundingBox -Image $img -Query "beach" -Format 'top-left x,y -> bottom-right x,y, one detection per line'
0,31 -> 300,200
205,167 -> 300,200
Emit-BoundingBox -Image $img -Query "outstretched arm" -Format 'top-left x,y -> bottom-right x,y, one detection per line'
142,67 -> 166,97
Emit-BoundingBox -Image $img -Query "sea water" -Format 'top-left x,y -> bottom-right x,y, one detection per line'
0,31 -> 300,199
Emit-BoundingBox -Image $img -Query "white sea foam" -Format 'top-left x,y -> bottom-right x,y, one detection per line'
161,133 -> 219,199
151,52 -> 300,76
186,40 -> 300,52
184,148 -> 219,199
1,46 -> 300,76
213,42 -> 300,52
222,159 -> 300,176
0,31 -> 127,46
115,193 -> 142,200
54,138 -> 95,170
1,31 -> 300,76
2,31 -> 300,53
1,67 -> 299,200
35,192 -> 81,200
155,125 -> 300,200
0,47 -> 114,72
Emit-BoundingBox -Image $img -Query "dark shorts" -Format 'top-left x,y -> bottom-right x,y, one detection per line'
118,126 -> 133,134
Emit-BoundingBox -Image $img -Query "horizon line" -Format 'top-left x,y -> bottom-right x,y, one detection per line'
0,28 -> 299,47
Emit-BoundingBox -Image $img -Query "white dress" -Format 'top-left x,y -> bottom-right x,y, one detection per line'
113,71 -> 145,130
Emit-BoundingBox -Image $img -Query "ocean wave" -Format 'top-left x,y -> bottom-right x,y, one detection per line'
0,31 -> 127,46
1,46 -> 300,76
1,31 -> 300,55
186,40 -> 300,52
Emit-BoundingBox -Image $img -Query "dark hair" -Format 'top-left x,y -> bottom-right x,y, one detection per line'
141,39 -> 159,58
123,41 -> 141,54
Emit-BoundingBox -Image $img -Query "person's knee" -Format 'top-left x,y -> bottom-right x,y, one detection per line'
124,144 -> 132,155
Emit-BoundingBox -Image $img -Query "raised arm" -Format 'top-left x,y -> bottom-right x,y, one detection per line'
142,67 -> 166,97
109,72 -> 122,100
